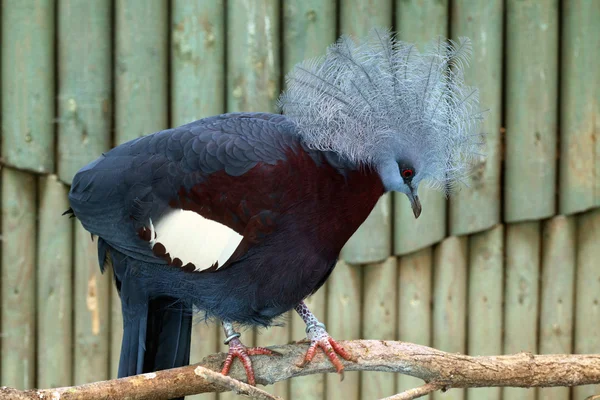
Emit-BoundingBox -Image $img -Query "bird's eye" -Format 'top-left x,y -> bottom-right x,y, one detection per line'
401,168 -> 414,180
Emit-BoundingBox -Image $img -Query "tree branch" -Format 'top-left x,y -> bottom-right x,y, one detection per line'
2,340 -> 600,400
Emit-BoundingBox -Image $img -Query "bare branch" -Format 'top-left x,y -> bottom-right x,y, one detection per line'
193,365 -> 282,400
2,340 -> 600,400
380,382 -> 444,400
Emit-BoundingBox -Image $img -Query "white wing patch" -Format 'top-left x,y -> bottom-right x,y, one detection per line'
149,209 -> 243,271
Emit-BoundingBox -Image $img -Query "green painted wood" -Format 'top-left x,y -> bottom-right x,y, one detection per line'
449,0 -> 502,235
171,0 -> 225,125
573,208 -> 600,399
74,222 -> 111,384
36,176 -> 73,388
559,0 -> 600,214
115,0 -> 168,145
361,257 -> 397,399
432,237 -> 467,400
503,221 -> 540,400
339,0 -> 393,263
1,0 -> 55,173
1,168 -> 36,389
397,247 -> 432,398
326,261 -> 362,400
57,0 -> 112,184
282,0 -> 336,73
467,225 -> 503,400
538,216 -> 576,400
504,0 -> 558,222
394,0 -> 447,255
188,322 -> 218,400
226,0 -> 279,113
290,286 -> 327,400
110,281 -> 123,379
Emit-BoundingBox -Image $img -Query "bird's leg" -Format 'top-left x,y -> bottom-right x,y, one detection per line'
294,301 -> 356,376
220,321 -> 275,386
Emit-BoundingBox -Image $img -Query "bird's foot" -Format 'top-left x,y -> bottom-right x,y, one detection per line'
221,336 -> 276,386
296,322 -> 356,378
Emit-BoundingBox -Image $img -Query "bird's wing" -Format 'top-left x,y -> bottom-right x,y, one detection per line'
69,112 -> 301,271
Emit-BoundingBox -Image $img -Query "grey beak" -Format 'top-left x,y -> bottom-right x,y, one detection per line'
408,191 -> 422,219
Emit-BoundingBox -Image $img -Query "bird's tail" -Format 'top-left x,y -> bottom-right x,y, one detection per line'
118,296 -> 192,400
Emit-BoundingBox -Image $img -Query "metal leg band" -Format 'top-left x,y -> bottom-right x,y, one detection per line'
223,332 -> 241,345
305,321 -> 326,335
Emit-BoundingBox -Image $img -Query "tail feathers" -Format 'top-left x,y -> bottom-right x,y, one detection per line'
118,296 -> 192,400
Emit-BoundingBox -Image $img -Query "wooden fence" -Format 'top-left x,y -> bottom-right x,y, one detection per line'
0,1 -> 599,399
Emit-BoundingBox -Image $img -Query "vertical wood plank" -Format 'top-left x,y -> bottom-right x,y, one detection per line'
339,0 -> 393,263
110,282 -> 123,379
361,258 -> 397,399
573,208 -> 600,399
283,3 -> 334,397
171,0 -> 225,125
74,222 -> 111,384
504,0 -> 558,222
290,287 -> 327,400
503,222 -> 541,400
188,321 -> 218,400
57,0 -> 112,184
397,248 -> 432,397
394,0 -> 447,255
1,0 -> 55,173
559,0 -> 600,214
37,176 -> 73,388
538,216 -> 576,400
326,261 -> 362,400
467,225 -> 503,400
432,237 -> 467,400
1,168 -> 36,389
449,0 -> 503,235
226,0 -> 279,113
115,0 -> 168,145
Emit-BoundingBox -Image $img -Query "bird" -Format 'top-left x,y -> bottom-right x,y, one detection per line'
66,28 -> 482,394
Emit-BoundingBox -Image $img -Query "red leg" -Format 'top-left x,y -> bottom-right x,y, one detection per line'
294,301 -> 357,376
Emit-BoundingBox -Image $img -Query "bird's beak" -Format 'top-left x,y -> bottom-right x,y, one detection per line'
408,190 -> 422,219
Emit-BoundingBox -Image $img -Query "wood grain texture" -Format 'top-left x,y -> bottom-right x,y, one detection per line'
289,287 -> 327,400
74,222 -> 111,385
397,247 -> 433,398
361,257 -> 397,399
226,0 -> 279,113
432,236 -> 468,400
504,0 -> 558,222
282,0 -> 336,73
1,168 -> 37,389
538,216 -> 576,400
1,0 -> 55,173
559,0 -> 600,214
449,0 -> 503,235
503,221 -> 541,400
57,0 -> 112,184
110,281 -> 123,379
394,0 -> 447,255
326,261 -> 362,400
254,315 -> 291,398
339,0 -> 393,263
171,0 -> 225,125
573,208 -> 600,400
115,0 -> 168,145
467,225 -> 503,400
36,176 -> 73,388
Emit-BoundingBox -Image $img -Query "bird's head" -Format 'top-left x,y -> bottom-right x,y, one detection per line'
279,28 -> 484,219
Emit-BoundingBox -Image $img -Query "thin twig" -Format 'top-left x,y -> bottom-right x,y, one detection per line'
193,366 -> 282,400
380,382 -> 444,400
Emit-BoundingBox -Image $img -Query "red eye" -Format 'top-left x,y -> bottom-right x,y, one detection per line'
402,169 -> 414,179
